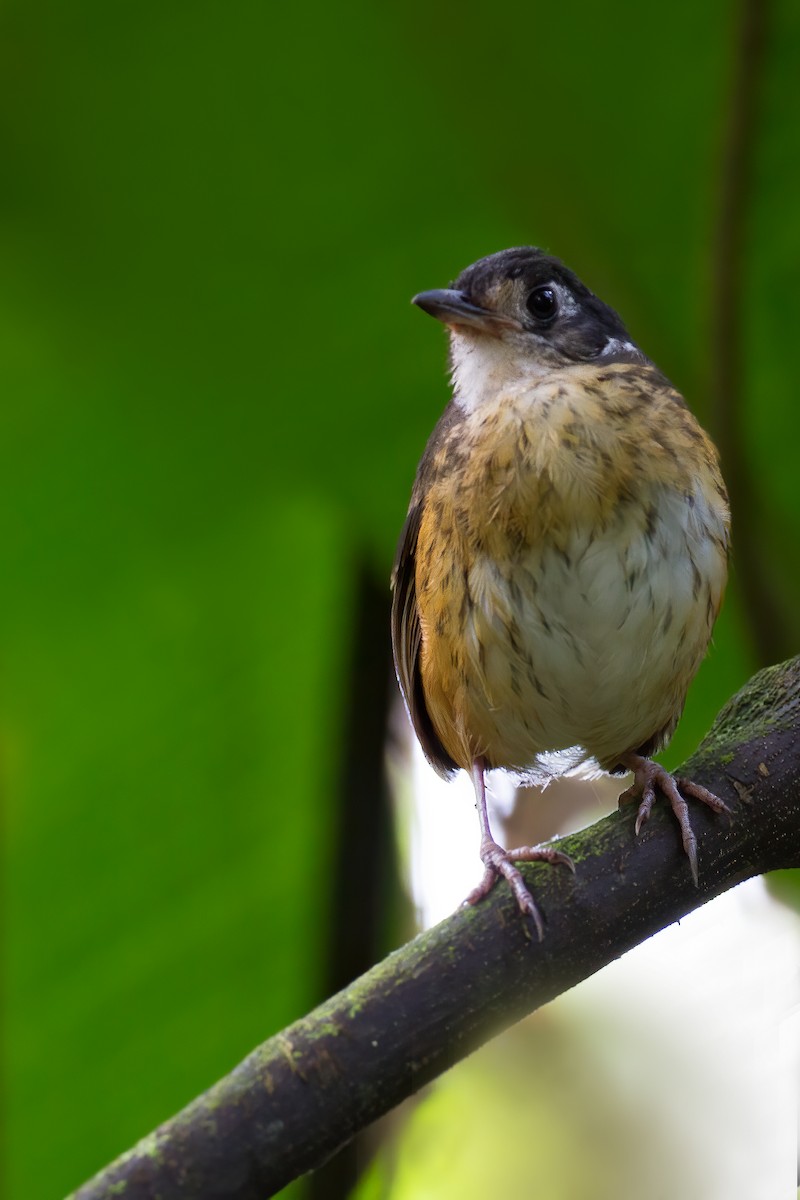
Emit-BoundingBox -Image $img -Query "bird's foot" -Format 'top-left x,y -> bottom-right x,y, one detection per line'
618,753 -> 730,886
464,840 -> 575,940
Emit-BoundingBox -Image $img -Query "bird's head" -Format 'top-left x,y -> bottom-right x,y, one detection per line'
413,248 -> 643,403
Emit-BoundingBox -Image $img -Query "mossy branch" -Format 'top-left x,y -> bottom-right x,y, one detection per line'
69,657 -> 800,1200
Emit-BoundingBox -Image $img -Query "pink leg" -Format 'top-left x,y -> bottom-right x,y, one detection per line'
618,753 -> 730,886
464,757 -> 574,939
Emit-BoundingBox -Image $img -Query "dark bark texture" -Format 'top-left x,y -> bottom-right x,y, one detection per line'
69,656 -> 800,1200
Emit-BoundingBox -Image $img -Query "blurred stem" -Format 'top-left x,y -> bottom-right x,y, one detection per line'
308,563 -> 396,1200
69,656 -> 800,1200
711,0 -> 788,662
320,564 -> 395,998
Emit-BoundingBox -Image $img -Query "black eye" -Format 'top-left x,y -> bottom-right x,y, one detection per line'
526,285 -> 558,322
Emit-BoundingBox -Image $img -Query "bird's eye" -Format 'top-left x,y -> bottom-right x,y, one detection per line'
526,285 -> 558,322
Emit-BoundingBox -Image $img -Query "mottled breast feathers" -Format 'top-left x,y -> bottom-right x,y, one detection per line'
391,360 -> 730,780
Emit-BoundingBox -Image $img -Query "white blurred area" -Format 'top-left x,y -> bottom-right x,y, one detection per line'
386,721 -> 800,1200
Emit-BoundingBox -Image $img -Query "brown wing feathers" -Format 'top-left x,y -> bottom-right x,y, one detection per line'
391,501 -> 458,778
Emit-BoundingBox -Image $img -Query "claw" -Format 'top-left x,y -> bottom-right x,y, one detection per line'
463,839 -> 574,940
676,776 -> 731,820
465,841 -> 544,937
505,846 -> 576,874
466,757 -> 574,937
619,753 -> 729,886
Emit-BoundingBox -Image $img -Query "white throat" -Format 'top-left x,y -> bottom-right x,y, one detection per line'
449,331 -> 551,413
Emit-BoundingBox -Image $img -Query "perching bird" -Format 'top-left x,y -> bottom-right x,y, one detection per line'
391,248 -> 730,936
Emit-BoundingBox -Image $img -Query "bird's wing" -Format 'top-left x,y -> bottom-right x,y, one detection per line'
391,500 -> 458,778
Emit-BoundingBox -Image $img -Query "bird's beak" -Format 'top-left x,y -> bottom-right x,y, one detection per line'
412,288 -> 519,334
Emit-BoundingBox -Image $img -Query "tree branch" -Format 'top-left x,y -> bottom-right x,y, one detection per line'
69,657 -> 800,1200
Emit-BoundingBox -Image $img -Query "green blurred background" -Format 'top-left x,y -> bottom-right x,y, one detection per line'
3,0 -> 799,1196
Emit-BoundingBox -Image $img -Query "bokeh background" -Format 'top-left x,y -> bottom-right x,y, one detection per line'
3,0 -> 800,1196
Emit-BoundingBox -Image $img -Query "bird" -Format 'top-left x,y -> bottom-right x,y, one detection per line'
391,247 -> 731,937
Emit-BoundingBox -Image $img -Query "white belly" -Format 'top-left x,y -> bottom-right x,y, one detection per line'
460,485 -> 727,777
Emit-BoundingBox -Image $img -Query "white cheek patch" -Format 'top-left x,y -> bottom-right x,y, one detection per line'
600,336 -> 640,358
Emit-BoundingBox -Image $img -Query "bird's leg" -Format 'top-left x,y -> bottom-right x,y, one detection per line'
464,757 -> 574,939
618,752 -> 730,886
